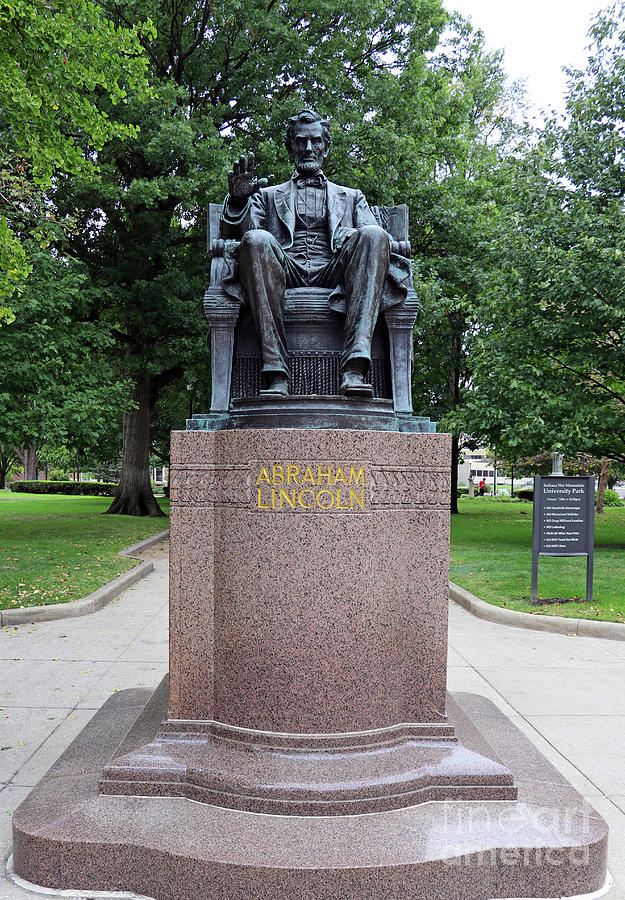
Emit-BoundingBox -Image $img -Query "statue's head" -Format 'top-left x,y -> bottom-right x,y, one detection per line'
285,109 -> 331,175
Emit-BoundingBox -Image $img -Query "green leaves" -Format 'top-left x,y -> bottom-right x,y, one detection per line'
463,131 -> 625,463
0,0 -> 152,181
0,0 -> 153,312
0,242 -> 129,457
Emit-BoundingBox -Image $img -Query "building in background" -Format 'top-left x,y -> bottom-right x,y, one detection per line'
457,448 -> 532,493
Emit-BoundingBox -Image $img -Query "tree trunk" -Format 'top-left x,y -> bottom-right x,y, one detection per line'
0,447 -> 14,489
106,374 -> 164,517
18,445 -> 39,481
450,434 -> 460,515
595,457 -> 611,515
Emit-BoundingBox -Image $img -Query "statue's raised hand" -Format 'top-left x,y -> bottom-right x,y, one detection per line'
227,151 -> 268,205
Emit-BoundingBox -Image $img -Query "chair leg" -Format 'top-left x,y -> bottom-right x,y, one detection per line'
386,321 -> 414,416
203,291 -> 241,414
209,323 -> 237,413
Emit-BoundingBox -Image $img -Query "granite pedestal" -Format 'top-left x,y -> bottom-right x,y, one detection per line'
11,429 -> 609,899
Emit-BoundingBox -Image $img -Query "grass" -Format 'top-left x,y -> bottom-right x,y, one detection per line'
450,496 -> 625,623
3,491 -> 623,623
0,492 -> 169,611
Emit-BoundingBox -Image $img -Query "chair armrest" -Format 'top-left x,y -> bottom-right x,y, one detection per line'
390,240 -> 411,258
209,239 -> 226,287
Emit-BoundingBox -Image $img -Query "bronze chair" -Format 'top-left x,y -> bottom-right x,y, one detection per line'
200,201 -> 431,432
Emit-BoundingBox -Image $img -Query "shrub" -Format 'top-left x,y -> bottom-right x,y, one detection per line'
597,488 -> 624,507
11,481 -> 117,496
48,468 -> 70,482
516,488 -> 534,501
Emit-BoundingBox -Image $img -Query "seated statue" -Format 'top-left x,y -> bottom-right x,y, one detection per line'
219,109 -> 412,398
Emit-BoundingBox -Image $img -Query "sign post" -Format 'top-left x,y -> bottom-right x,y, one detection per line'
531,475 -> 595,604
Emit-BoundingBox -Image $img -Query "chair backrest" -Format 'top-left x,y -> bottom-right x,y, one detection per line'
371,205 -> 409,242
207,202 -> 409,250
207,203 -> 222,253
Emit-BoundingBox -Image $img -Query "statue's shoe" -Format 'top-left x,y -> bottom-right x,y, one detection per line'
340,370 -> 374,397
260,375 -> 289,397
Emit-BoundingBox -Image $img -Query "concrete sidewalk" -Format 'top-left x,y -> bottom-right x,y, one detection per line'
0,540 -> 169,899
1,544 -> 624,899
447,601 -> 625,899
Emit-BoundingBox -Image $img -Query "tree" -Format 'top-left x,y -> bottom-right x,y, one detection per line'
463,3 -> 625,471
463,146 -> 625,468
494,451 -> 625,483
409,20 -> 525,512
0,241 -> 129,478
0,444 -> 17,488
0,0 -> 152,311
52,0 -> 464,515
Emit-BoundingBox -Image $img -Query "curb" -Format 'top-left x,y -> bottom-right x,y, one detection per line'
449,581 -> 625,641
0,530 -> 170,627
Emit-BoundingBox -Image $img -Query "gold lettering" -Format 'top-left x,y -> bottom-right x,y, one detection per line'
316,488 -> 335,509
286,465 -> 300,485
350,489 -> 365,510
349,466 -> 365,485
257,464 -> 365,511
279,488 -> 296,509
333,466 -> 347,485
298,488 -> 315,508
257,487 -> 271,509
335,488 -> 350,510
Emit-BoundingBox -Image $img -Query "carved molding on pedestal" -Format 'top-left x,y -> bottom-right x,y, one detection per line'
171,461 -> 450,512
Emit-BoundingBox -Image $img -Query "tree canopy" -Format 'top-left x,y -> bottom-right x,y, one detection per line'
409,23 -> 525,511
462,3 -> 625,468
0,0 -> 153,310
0,238 -> 128,479
51,0 -> 484,515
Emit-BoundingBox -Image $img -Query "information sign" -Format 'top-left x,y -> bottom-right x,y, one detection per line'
531,476 -> 595,603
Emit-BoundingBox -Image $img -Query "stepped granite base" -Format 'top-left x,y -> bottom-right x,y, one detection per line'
10,430 -> 608,899
11,683 -> 608,900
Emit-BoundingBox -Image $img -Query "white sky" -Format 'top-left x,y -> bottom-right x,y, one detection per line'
445,0 -> 607,118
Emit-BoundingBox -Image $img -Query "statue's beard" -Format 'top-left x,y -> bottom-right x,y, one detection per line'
294,158 -> 323,175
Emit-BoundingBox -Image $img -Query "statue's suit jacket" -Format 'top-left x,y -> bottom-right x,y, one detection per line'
219,177 -> 411,311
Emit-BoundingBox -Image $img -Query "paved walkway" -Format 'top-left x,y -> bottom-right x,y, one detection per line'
1,544 -> 624,899
0,541 -> 169,899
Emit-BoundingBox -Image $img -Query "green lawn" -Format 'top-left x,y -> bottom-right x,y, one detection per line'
451,497 -> 625,623
0,493 -> 169,611
3,491 -> 623,622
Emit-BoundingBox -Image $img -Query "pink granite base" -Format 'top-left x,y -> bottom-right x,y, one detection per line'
167,429 -> 451,730
101,430 -> 516,813
10,429 -> 609,896
100,696 -> 517,813
11,686 -> 608,900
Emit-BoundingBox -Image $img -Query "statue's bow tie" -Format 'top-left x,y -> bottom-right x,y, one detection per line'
295,175 -> 326,188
